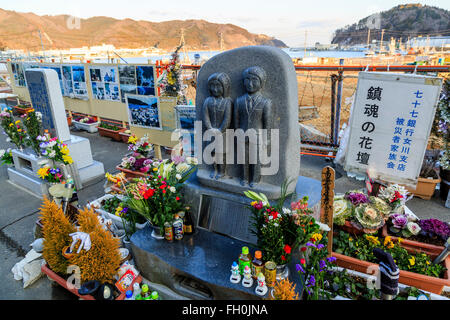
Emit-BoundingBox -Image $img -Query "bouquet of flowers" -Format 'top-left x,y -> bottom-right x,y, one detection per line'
378,184 -> 409,212
0,110 -> 27,149
22,108 -> 43,155
436,78 -> 449,170
0,148 -> 13,166
245,182 -> 320,265
123,157 -> 197,229
37,132 -> 73,165
37,166 -> 64,183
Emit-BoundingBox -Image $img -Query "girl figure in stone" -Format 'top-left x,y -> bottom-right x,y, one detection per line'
202,72 -> 232,179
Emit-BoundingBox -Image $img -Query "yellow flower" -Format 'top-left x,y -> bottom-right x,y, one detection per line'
397,237 -> 404,244
61,146 -> 70,155
383,236 -> 394,249
153,168 -> 158,172
349,237 -> 353,242
365,235 -> 380,246
426,261 -> 430,265
312,233 -> 323,242
37,167 -> 49,179
15,120 -> 20,124
408,256 -> 415,266
17,129 -> 22,132
128,135 -> 138,144
251,201 -> 257,207
62,155 -> 73,164
9,123 -> 13,127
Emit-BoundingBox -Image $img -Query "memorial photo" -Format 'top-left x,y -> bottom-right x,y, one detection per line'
126,95 -> 161,129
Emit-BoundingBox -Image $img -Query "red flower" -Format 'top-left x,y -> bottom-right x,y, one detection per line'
143,188 -> 155,199
301,247 -> 307,252
160,184 -> 166,189
162,189 -> 166,194
176,197 -> 180,201
283,244 -> 291,254
281,255 -> 286,261
300,258 -> 306,265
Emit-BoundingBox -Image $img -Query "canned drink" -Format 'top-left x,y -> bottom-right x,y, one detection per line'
173,215 -> 184,240
264,261 -> 276,287
164,222 -> 173,242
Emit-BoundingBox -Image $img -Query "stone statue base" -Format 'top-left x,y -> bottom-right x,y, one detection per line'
181,172 -> 322,244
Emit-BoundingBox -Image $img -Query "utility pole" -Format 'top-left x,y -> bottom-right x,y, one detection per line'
179,28 -> 190,64
366,29 -> 371,49
38,29 -> 45,59
380,29 -> 385,52
304,29 -> 307,58
219,32 -> 225,51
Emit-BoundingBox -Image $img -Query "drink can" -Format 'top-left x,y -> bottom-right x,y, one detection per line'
264,261 -> 276,287
164,222 -> 173,242
173,218 -> 184,240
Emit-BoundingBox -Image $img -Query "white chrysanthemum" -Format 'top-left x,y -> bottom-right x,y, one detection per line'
186,157 -> 198,165
176,174 -> 182,180
176,162 -> 190,174
282,207 -> 292,214
170,186 -> 176,193
0,149 -> 5,158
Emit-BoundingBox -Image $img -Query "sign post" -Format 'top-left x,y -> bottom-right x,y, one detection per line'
344,72 -> 442,187
320,166 -> 335,256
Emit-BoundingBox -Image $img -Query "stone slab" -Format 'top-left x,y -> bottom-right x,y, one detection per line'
7,167 -> 48,197
195,46 -> 300,199
25,69 -> 71,142
11,149 -> 52,179
76,160 -> 104,186
182,173 -> 322,244
131,226 -> 304,300
65,134 -> 94,169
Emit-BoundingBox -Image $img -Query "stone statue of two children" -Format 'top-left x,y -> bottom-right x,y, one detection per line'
202,66 -> 272,187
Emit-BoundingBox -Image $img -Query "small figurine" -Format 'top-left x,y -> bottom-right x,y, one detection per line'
230,261 -> 241,284
255,272 -> 268,296
241,265 -> 253,287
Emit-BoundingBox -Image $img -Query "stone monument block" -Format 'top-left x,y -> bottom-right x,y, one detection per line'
195,46 -> 300,199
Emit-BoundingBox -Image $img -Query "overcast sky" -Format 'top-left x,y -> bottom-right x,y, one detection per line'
0,1 -> 449,47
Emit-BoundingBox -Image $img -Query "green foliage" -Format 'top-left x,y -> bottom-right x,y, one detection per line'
333,230 -> 446,278
22,109 -> 43,155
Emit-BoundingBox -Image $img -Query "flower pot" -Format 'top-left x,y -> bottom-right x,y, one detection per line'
335,221 -> 365,236
275,264 -> 289,281
97,126 -> 126,141
41,263 -> 142,300
381,224 -> 445,256
119,131 -> 131,143
331,252 -> 450,294
405,177 -> 441,200
116,165 -> 149,179
87,194 -> 149,232
150,225 -> 165,240
72,120 -> 100,133
13,105 -> 33,115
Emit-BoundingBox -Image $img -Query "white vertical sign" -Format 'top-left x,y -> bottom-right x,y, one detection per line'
344,72 -> 442,187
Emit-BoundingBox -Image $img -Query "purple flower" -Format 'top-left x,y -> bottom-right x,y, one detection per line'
296,264 -> 305,273
392,214 -> 408,229
345,192 -> 369,206
327,257 -> 337,263
306,242 -> 316,248
317,244 -> 325,250
418,218 -> 450,239
307,275 -> 316,287
319,260 -> 326,271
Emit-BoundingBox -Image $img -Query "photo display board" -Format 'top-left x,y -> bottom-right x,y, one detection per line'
119,65 -> 156,102
126,94 -> 162,130
62,64 -> 88,99
344,72 -> 443,187
89,65 -> 120,101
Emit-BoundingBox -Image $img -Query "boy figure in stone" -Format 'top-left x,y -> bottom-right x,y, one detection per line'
202,72 -> 232,179
234,66 -> 272,187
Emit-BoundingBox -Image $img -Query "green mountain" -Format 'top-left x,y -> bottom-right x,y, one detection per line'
332,4 -> 450,45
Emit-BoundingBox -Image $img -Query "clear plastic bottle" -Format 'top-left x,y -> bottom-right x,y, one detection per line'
238,246 -> 252,275
151,291 -> 160,300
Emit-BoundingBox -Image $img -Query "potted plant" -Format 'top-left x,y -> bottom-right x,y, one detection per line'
381,214 -> 448,256
116,135 -> 154,179
13,104 -> 33,115
332,230 -> 450,294
405,150 -> 441,200
245,181 -> 321,280
119,129 -> 132,143
97,122 -> 126,141
122,157 -> 197,238
0,148 -> 13,167
72,116 -> 99,133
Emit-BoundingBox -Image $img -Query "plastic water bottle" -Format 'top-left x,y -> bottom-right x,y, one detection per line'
151,291 -> 160,300
125,290 -> 133,300
132,282 -> 141,300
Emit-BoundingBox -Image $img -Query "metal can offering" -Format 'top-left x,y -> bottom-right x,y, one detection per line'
173,214 -> 184,240
264,261 -> 276,287
164,222 -> 173,242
